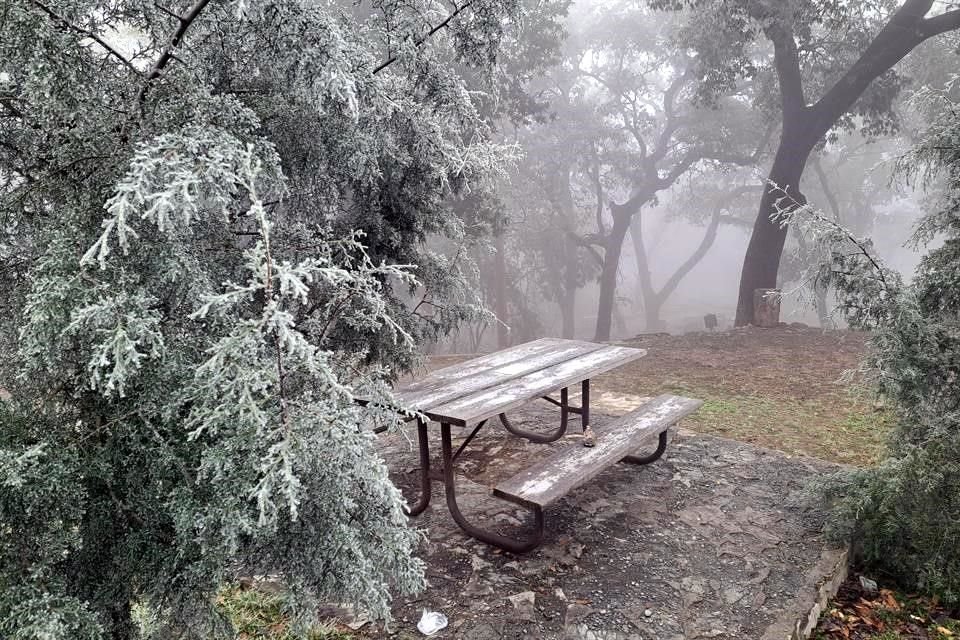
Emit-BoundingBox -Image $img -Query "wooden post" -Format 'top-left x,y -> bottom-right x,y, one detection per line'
753,288 -> 781,328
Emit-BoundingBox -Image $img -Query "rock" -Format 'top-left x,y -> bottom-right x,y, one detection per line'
643,609 -> 652,618
345,615 -> 371,630
508,590 -> 537,622
462,622 -> 503,640
859,576 -> 879,593
752,589 -> 767,608
463,574 -> 494,597
508,591 -> 536,608
564,603 -> 594,626
722,587 -> 744,604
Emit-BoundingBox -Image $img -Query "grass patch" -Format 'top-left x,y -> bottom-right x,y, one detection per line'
216,585 -> 353,640
656,382 -> 894,466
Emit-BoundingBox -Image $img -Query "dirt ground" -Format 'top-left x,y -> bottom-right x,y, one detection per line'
425,326 -> 889,466
347,327 -> 895,639
364,405 -> 845,640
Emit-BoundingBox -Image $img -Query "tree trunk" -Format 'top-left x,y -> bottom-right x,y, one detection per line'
643,297 -> 665,333
735,1 -> 960,325
734,130 -> 814,326
594,205 -> 632,341
632,205 -> 724,332
613,301 -> 628,336
560,234 -> 578,338
629,212 -> 661,331
493,234 -> 509,348
559,295 -> 575,339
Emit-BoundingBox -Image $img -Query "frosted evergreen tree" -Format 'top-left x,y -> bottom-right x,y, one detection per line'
0,0 -> 537,637
783,79 -> 960,603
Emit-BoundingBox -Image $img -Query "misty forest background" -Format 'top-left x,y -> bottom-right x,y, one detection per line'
2,1 -> 960,639
444,1 -> 957,351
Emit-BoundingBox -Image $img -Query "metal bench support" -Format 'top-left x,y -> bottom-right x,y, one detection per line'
499,379 -> 591,443
621,430 -> 669,465
403,419 -> 433,517
401,418 -> 544,552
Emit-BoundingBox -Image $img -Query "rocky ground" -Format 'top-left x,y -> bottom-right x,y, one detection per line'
361,398 -> 847,640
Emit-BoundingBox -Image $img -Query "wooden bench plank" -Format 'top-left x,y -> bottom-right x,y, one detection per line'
493,394 -> 702,509
396,341 -> 606,411
425,345 -> 647,426
356,338 -> 575,408
397,338 -> 571,396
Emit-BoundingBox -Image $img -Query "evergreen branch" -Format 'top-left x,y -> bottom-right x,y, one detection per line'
372,0 -> 478,75
771,184 -> 891,293
256,206 -> 292,435
0,97 -> 41,130
28,0 -> 141,76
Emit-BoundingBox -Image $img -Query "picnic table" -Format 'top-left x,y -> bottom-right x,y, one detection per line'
385,337 -> 701,553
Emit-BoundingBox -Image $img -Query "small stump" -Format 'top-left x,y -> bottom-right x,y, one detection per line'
753,288 -> 781,327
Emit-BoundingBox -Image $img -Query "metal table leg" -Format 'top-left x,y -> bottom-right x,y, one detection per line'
499,387 -> 569,443
500,381 -> 595,444
403,418 -> 433,516
580,379 -> 590,431
440,422 -> 544,553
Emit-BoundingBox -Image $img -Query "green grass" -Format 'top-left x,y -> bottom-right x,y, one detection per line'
656,381 -> 895,466
216,585 -> 353,640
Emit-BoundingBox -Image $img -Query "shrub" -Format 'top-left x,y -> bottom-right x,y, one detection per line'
788,81 -> 960,603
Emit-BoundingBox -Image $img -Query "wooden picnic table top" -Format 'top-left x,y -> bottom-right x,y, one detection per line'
395,338 -> 647,427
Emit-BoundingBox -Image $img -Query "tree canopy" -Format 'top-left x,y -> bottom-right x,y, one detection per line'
650,0 -> 960,325
0,0 -> 540,637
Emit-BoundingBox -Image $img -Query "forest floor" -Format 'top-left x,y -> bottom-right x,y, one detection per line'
234,326 -> 952,639
811,574 -> 960,640
428,325 -> 892,467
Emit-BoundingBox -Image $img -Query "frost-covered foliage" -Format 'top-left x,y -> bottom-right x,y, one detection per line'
784,80 -> 960,603
0,0 -> 529,637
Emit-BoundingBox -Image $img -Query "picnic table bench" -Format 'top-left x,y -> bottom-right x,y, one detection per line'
383,337 -> 702,553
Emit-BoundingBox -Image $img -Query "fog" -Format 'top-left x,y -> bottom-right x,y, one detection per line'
431,3 -> 953,353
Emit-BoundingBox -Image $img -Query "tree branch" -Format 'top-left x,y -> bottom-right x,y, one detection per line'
29,0 -> 141,76
809,0 -> 957,135
765,22 -> 806,120
136,0 -> 212,106
654,207 -> 723,304
372,0 -> 478,75
652,152 -> 697,192
920,9 -> 960,38
591,146 -> 606,236
649,65 -> 693,165
649,183 -> 757,305
700,123 -> 774,166
566,231 -> 605,266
